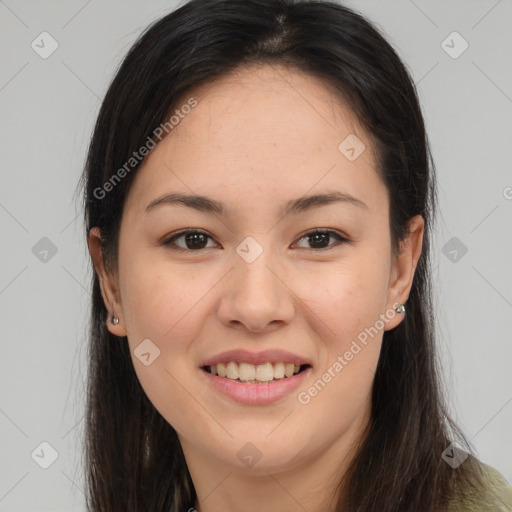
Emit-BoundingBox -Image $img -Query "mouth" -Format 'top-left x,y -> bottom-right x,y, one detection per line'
201,362 -> 312,384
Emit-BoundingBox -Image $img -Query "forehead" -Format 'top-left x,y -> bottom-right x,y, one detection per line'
124,64 -> 384,218
176,63 -> 366,150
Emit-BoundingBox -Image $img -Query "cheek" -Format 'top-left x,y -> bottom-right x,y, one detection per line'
295,248 -> 390,388
293,261 -> 388,420
121,256 -> 202,343
118,255 -> 208,428
299,251 -> 391,333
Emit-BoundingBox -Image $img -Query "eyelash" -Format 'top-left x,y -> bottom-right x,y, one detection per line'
161,228 -> 349,252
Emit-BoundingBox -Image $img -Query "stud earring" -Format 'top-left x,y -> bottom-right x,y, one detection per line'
395,303 -> 405,314
112,315 -> 119,325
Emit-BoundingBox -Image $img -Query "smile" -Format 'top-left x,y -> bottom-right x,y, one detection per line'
200,363 -> 312,405
203,361 -> 310,383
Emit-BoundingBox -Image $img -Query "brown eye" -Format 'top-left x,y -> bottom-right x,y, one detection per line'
162,228 -> 349,253
294,229 -> 348,250
162,230 -> 216,251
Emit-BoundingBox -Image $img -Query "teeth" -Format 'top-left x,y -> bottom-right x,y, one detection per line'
226,361 -> 239,380
255,362 -> 273,381
216,363 -> 226,377
273,362 -> 285,379
206,361 -> 305,382
240,362 -> 256,381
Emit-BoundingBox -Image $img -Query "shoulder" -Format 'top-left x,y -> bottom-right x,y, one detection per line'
447,461 -> 512,512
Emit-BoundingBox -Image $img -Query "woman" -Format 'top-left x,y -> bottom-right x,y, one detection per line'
81,0 -> 512,510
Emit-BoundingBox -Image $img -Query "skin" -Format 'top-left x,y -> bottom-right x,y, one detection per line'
88,63 -> 423,512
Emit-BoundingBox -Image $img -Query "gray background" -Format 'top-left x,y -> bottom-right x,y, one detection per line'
0,0 -> 511,510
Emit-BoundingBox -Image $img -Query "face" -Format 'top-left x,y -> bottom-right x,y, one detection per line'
89,64 -> 423,479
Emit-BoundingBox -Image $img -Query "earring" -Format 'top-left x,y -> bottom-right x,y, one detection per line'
112,315 -> 119,325
395,303 -> 406,314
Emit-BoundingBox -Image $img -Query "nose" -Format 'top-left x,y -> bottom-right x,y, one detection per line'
216,245 -> 295,333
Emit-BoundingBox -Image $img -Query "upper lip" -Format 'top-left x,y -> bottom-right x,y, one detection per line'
200,349 -> 312,367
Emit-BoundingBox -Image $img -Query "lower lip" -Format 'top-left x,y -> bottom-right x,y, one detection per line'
200,367 -> 312,405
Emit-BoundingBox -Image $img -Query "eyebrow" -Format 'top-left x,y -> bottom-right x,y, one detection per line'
145,191 -> 368,217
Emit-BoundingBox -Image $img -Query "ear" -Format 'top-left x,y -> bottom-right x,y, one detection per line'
87,227 -> 127,337
384,215 -> 424,331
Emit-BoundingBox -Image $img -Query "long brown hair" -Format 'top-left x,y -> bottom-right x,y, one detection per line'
79,1 -> 484,510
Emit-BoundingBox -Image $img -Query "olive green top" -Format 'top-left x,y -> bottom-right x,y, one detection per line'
447,463 -> 512,511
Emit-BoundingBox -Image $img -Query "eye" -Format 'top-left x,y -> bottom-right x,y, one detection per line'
162,228 -> 349,252
162,229 -> 217,252
293,229 -> 349,250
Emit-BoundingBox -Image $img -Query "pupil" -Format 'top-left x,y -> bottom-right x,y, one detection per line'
186,233 -> 207,249
309,233 -> 328,249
